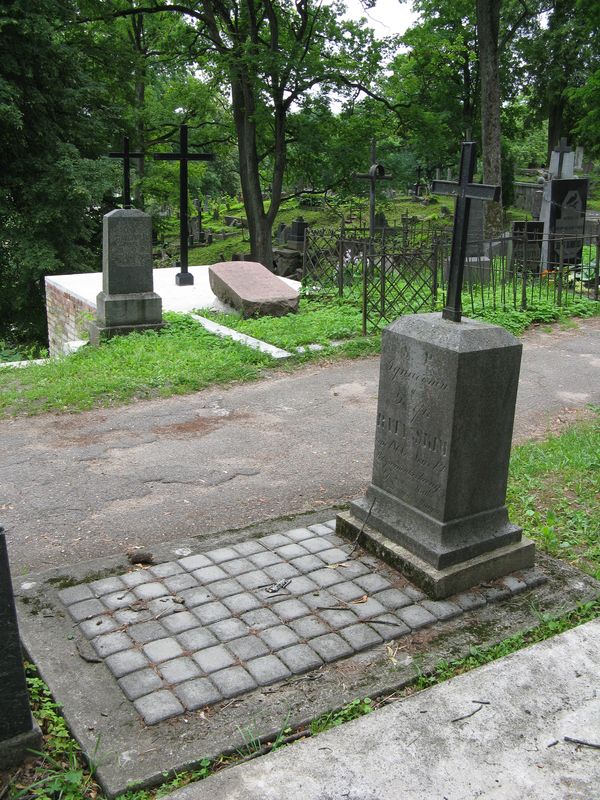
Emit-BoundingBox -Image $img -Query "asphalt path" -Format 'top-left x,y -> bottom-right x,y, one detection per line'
1,317 -> 598,575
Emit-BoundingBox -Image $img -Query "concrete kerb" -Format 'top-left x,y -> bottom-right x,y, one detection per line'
15,508 -> 600,799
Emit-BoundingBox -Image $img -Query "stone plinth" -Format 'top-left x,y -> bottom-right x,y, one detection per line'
337,313 -> 534,598
209,261 -> 299,318
90,208 -> 164,344
0,530 -> 42,767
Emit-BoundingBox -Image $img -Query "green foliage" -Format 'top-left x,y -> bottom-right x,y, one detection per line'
310,697 -> 374,735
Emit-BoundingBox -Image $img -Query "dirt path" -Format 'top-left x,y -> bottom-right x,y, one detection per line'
1,317 -> 598,575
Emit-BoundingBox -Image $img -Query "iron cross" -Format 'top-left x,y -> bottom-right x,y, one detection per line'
354,139 -> 393,239
154,125 -> 215,286
431,141 -> 500,322
109,137 -> 144,209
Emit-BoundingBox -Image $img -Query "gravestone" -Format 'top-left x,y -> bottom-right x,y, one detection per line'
286,217 -> 309,251
338,141 -> 534,598
209,261 -> 299,317
89,208 -> 164,344
510,221 -> 544,274
574,146 -> 584,171
276,222 -> 288,246
0,528 -> 42,767
466,199 -> 484,256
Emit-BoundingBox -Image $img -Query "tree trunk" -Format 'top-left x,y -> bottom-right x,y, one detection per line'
476,0 -> 503,236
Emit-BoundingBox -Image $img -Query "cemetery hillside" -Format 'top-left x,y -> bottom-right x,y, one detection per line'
1,1 -> 600,799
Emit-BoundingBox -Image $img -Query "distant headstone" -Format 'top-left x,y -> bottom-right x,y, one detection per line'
549,138 -> 575,179
374,211 -> 389,230
574,146 -> 584,171
510,221 -> 544,274
209,261 -> 299,318
0,528 -> 42,767
539,155 -> 589,267
89,208 -> 164,344
286,217 -> 309,251
276,222 -> 288,246
466,199 -> 484,255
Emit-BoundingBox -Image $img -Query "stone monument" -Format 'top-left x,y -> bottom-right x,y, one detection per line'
337,142 -> 535,598
0,527 -> 42,767
209,260 -> 299,318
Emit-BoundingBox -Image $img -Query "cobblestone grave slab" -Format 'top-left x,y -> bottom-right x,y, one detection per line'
55,519 -> 549,727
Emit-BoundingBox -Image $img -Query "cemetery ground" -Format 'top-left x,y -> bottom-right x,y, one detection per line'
0,317 -> 599,799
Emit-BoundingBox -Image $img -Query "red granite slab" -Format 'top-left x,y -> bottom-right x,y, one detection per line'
209,261 -> 299,318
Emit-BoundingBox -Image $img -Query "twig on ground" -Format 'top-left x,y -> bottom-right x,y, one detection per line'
564,736 -> 600,749
451,704 -> 484,723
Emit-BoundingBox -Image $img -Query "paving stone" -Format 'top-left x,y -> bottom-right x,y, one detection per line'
177,627 -> 218,652
232,540 -> 265,556
68,598 -> 107,622
175,677 -> 222,710
241,607 -> 281,631
134,582 -> 169,601
278,643 -> 323,673
58,584 -> 94,606
159,657 -> 201,685
257,587 -> 293,605
134,690 -> 184,725
208,578 -> 244,599
324,534 -> 346,547
259,625 -> 300,650
301,537 -> 333,554
454,592 -> 487,611
354,573 -> 392,593
398,604 -> 437,630
179,586 -> 214,608
89,577 -> 126,597
264,562 -> 300,581
308,523 -> 336,537
79,614 -> 118,638
245,654 -> 291,686
309,633 -> 353,662
290,554 -> 326,573
237,569 -> 271,590
148,596 -> 186,617
102,590 -> 137,610
227,635 -> 269,661
318,608 -> 358,630
209,618 -> 249,643
222,592 -> 263,615
283,575 -> 318,594
162,611 -> 200,634
192,565 -> 229,585
143,637 -> 185,663
340,623 -> 383,652
373,588 -> 413,610
285,527 -> 314,542
121,569 -> 154,588
205,547 -> 239,564
118,668 -> 163,701
301,590 -> 338,610
317,548 -> 353,565
323,519 -> 337,530
277,543 -> 309,560
210,666 -> 257,698
192,645 -> 236,673
192,601 -> 230,625
163,573 -> 198,593
404,586 -> 427,602
105,648 -> 149,678
522,570 -> 547,589
329,581 -> 368,602
308,568 -> 346,588
483,585 -> 512,603
221,558 -> 255,577
248,551 -> 283,569
113,608 -> 153,625
149,562 -> 185,578
502,575 -> 527,594
178,554 -> 212,572
259,533 -> 292,549
272,598 -> 310,622
288,616 -> 329,639
421,600 -> 462,621
92,631 -> 133,658
369,614 -> 411,638
349,597 -> 388,620
129,620 -> 168,644
334,560 -> 371,579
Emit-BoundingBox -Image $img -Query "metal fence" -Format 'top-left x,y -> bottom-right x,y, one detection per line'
303,222 -> 600,334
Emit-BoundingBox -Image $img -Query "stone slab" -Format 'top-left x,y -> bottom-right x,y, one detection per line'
209,261 -> 299,318
102,208 -> 154,296
162,619 -> 600,800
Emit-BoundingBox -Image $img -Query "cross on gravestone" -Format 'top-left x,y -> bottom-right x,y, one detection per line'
552,138 -> 573,179
109,137 -> 144,209
413,165 -> 423,197
431,141 -> 501,322
354,139 -> 393,240
154,125 -> 215,286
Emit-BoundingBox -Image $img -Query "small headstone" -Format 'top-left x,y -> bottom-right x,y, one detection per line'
549,139 -> 575,179
374,211 -> 388,230
89,208 -> 164,344
466,199 -> 485,256
510,221 -> 544,274
539,177 -> 589,267
574,146 -> 584,171
209,261 -> 299,318
276,222 -> 288,246
0,528 -> 42,767
286,217 -> 309,251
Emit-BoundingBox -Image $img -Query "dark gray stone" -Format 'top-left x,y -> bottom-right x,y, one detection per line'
89,576 -> 126,597
58,584 -> 94,606
273,598 -> 311,621
221,558 -> 255,577
105,649 -> 149,678
329,581 -> 368,602
133,690 -> 184,725
290,554 -> 327,573
192,645 -> 236,673
121,569 -> 154,587
288,616 -> 329,639
369,614 -> 411,638
398,605 -> 437,630
192,565 -> 229,585
133,582 -> 169,601
301,538 -> 333,554
264,562 -> 300,581
245,655 -> 291,686
285,527 -> 314,542
318,608 -> 358,629
339,623 -> 383,652
162,611 -> 200,634
210,666 -> 257,698
373,588 -> 412,610
222,592 -> 263,615
227,635 -> 269,661
142,637 -> 185,663
149,562 -> 184,578
421,599 -> 462,621
178,554 -> 212,571
277,644 -> 323,673
129,621 -> 168,644
309,633 -> 353,662
79,614 -> 118,638
260,625 -> 300,650
176,628 -> 218,652
237,569 -> 271,590
159,657 -> 201,685
118,668 -> 163,701
92,631 -> 133,658
179,586 -> 214,608
209,618 -> 249,642
205,547 -> 238,564
191,601 -> 230,625
174,678 -> 222,710
209,578 -> 244,599
241,607 -> 281,631
68,598 -> 107,621
232,541 -> 266,557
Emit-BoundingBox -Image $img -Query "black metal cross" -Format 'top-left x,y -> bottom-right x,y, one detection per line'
431,141 -> 501,322
109,137 -> 144,208
354,139 -> 393,239
553,137 -> 572,179
154,125 -> 215,286
413,165 -> 423,197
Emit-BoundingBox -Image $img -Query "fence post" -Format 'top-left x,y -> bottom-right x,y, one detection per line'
521,235 -> 528,310
432,241 -> 439,307
557,239 -> 564,307
362,242 -> 368,336
595,233 -> 600,302
338,220 -> 345,298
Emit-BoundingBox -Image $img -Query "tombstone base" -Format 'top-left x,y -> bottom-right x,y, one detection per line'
336,511 -> 535,599
89,321 -> 165,345
175,271 -> 194,286
0,721 -> 42,770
